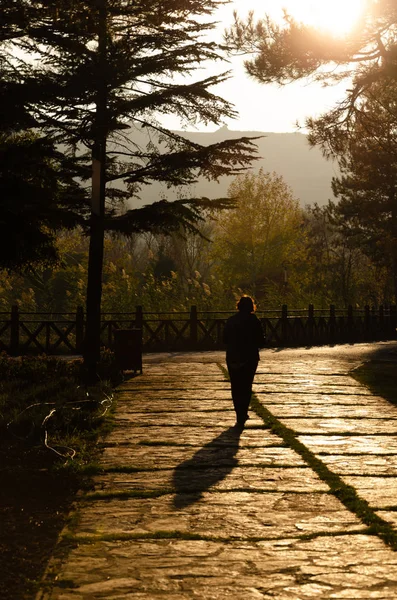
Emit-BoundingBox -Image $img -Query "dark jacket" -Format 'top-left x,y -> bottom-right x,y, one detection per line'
223,312 -> 265,367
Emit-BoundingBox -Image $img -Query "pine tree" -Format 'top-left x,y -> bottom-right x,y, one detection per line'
225,1 -> 397,148
0,131 -> 88,271
225,0 -> 397,302
226,1 -> 397,90
2,0 -> 259,374
1,2 -> 89,270
323,82 -> 397,301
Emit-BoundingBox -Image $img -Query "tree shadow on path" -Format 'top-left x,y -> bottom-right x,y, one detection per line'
172,426 -> 242,510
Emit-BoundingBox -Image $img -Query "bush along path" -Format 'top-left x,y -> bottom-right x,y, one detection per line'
36,345 -> 397,599
0,351 -> 120,600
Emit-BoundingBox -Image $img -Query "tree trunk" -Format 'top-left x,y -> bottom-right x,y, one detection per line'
390,179 -> 397,305
83,0 -> 108,380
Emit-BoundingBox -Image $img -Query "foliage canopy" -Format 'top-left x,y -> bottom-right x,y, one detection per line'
225,0 -> 397,302
2,0 -> 259,228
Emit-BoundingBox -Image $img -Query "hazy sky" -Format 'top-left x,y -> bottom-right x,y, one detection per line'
165,0 -> 366,133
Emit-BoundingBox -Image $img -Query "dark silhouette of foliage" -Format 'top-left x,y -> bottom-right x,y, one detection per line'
1,0 -> 259,259
225,1 -> 397,146
2,0 -> 259,371
0,132 -> 88,270
225,0 -> 397,301
3,0 -> 258,212
324,82 -> 397,299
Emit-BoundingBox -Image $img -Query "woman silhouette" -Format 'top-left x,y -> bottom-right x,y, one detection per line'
223,295 -> 265,428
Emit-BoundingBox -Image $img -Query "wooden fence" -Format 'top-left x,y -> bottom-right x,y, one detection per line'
0,304 -> 396,356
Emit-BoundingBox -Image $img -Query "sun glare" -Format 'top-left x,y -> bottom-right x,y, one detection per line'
242,0 -> 366,37
292,0 -> 365,36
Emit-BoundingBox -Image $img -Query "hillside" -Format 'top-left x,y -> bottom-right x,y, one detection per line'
124,126 -> 338,209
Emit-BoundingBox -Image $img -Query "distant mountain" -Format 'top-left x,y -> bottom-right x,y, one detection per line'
124,126 -> 338,209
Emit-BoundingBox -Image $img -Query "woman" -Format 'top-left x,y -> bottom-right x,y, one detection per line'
223,295 -> 265,428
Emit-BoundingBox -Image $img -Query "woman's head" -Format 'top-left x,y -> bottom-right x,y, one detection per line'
237,295 -> 256,313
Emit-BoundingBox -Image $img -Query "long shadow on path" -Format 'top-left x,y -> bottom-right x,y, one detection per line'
173,426 -> 242,510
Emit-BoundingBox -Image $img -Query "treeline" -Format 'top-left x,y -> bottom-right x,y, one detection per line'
1,170 -> 392,314
3,2 -> 397,321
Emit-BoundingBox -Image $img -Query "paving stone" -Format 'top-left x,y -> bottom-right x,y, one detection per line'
341,476 -> 397,508
274,418 -> 397,435
113,411 -> 263,427
100,445 -> 306,470
118,380 -> 230,391
254,374 -> 357,385
254,382 -> 373,395
376,511 -> 397,528
74,492 -> 362,540
93,466 -> 327,494
47,535 -> 397,599
255,392 -> 384,405
318,454 -> 397,476
262,404 -> 397,420
37,344 -> 397,600
116,391 -> 233,405
142,363 -> 222,374
298,435 -> 397,455
115,400 -> 234,413
108,425 -> 279,447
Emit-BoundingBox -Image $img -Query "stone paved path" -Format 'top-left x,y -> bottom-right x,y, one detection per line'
38,343 -> 397,599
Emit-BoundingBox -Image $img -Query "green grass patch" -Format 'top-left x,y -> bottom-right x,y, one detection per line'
85,487 -> 325,502
85,488 -> 174,500
62,526 -> 373,546
0,350 -> 121,600
351,359 -> 397,407
0,351 -> 120,469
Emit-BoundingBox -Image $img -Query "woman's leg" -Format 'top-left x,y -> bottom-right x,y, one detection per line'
228,360 -> 258,425
239,360 -> 258,423
227,364 -> 245,424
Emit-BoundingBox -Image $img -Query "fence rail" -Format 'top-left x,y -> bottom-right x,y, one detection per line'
0,304 -> 396,355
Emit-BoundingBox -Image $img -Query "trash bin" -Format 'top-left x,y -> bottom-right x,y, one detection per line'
113,328 -> 143,373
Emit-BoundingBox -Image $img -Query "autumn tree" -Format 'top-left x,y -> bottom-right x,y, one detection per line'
2,0 -> 259,374
212,169 -> 303,303
302,204 -> 386,306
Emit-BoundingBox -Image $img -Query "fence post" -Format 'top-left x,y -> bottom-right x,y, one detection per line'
390,305 -> 397,339
135,305 -> 143,329
308,304 -> 314,345
364,305 -> 370,340
75,306 -> 84,353
281,304 -> 288,345
347,304 -> 354,341
379,304 -> 384,339
190,305 -> 198,348
329,305 -> 336,344
10,304 -> 20,356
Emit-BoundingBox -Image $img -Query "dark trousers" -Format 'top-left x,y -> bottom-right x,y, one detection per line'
227,359 -> 258,424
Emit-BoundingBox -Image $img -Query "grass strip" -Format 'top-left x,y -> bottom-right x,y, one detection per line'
351,360 -> 397,408
218,363 -> 397,552
62,527 -> 372,546
90,463 -> 311,473
135,440 -> 283,448
84,487 -> 326,501
85,489 -> 174,500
